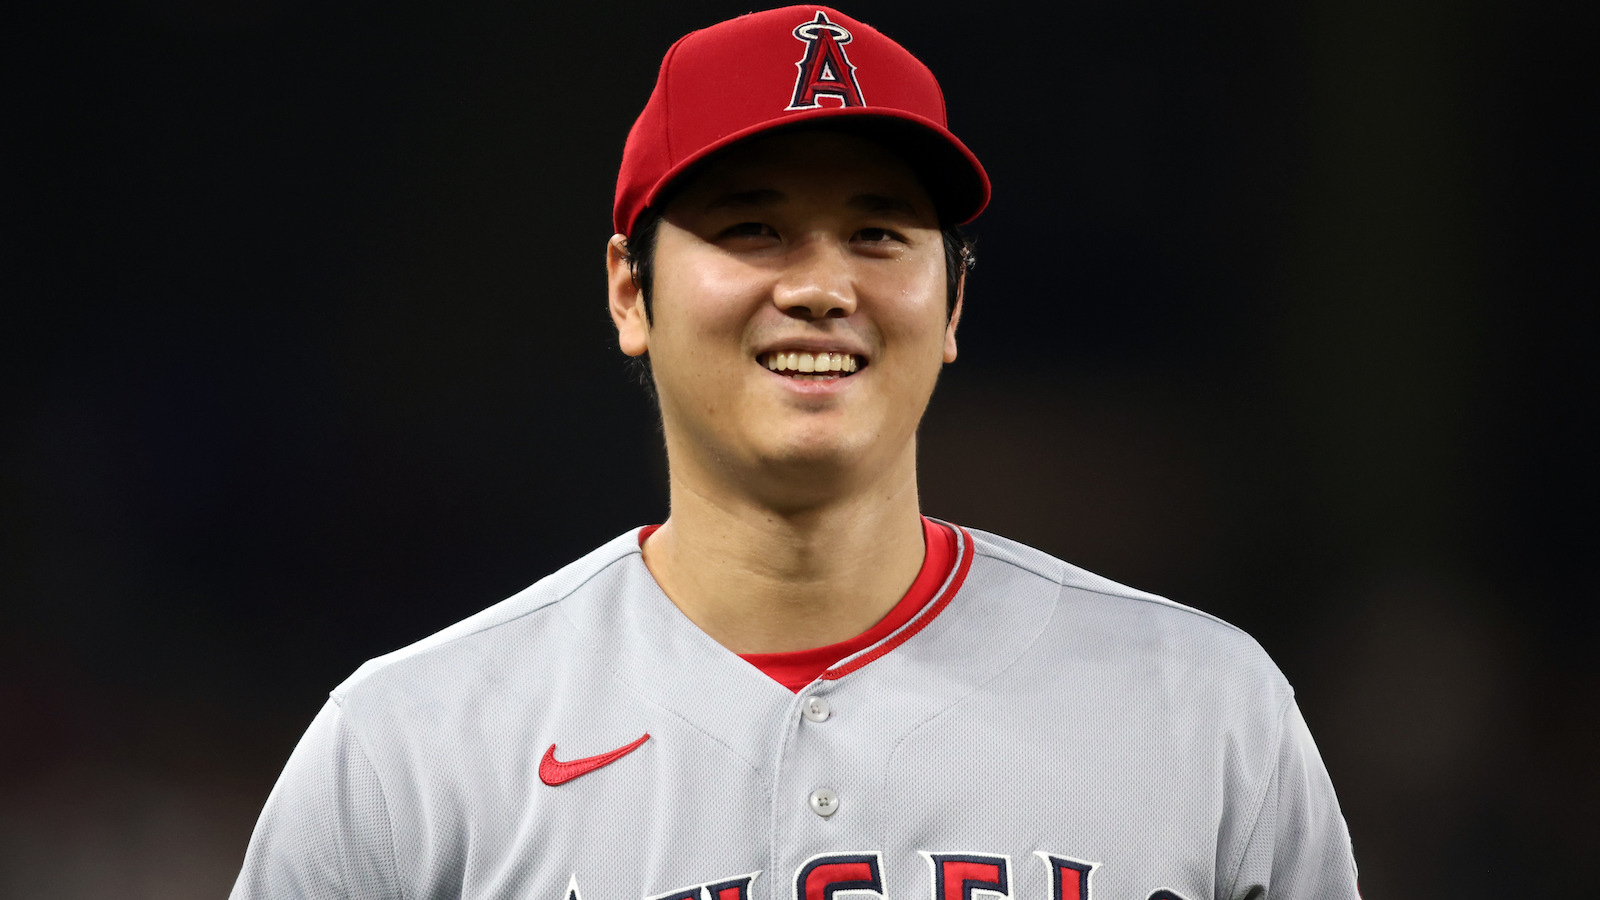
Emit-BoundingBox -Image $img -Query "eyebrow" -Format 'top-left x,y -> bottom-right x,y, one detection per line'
701,189 -> 924,218
848,193 -> 921,218
704,189 -> 784,211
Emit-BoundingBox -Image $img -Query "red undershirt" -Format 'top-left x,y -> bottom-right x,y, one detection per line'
638,517 -> 959,691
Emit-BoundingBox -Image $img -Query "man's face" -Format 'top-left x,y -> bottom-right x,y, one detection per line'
609,129 -> 960,503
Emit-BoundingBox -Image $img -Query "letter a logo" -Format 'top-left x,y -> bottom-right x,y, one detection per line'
786,11 -> 866,110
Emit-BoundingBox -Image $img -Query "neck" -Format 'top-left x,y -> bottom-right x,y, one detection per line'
642,448 -> 927,655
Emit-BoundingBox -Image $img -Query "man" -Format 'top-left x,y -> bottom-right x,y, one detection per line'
232,7 -> 1358,899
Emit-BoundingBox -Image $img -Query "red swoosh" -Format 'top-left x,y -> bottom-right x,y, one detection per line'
539,733 -> 650,786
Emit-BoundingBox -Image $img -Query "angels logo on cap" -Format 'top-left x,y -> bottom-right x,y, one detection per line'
787,11 -> 865,110
612,5 -> 991,236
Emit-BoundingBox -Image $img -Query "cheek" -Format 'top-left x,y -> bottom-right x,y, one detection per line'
658,259 -> 762,333
873,267 -> 949,347
651,226 -> 762,337
647,276 -> 768,405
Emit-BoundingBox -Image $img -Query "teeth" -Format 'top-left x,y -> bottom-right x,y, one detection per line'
761,351 -> 862,375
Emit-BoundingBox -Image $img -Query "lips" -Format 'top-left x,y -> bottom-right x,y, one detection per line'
760,350 -> 862,376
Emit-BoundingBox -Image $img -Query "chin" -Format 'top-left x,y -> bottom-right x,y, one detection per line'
758,433 -> 901,489
749,430 -> 857,470
762,441 -> 860,474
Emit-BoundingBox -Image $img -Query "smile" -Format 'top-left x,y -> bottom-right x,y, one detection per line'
760,350 -> 862,379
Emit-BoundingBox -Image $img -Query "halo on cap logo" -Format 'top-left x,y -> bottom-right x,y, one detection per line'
786,11 -> 866,110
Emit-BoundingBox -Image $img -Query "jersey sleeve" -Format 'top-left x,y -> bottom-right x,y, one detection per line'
1226,700 -> 1360,900
230,699 -> 404,900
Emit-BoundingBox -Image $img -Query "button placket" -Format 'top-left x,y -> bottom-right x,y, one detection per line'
794,692 -> 839,817
808,787 -> 839,817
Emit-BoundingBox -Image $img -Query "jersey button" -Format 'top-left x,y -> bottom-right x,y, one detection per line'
808,788 -> 839,817
802,696 -> 831,722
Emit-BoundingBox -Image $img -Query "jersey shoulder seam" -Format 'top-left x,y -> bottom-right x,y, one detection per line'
1222,691 -> 1300,897
331,532 -> 644,703
324,699 -> 407,900
966,527 -> 1248,636
879,564 -> 1070,816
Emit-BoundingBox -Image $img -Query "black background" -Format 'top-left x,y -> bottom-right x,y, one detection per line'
4,0 -> 1594,895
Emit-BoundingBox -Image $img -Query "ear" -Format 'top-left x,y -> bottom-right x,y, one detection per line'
607,234 -> 650,357
942,267 -> 965,364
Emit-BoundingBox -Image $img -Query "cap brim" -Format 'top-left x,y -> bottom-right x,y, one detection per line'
635,106 -> 990,231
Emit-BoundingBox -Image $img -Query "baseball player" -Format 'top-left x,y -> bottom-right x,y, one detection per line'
232,7 -> 1358,900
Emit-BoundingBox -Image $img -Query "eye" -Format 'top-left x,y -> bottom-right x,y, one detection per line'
718,222 -> 779,241
853,227 -> 907,248
857,227 -> 903,242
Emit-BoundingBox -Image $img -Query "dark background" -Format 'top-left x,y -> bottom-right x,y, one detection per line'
4,0 -> 1593,895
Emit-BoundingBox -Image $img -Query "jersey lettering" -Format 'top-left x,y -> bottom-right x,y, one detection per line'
648,873 -> 759,900
578,851 -> 1193,900
795,852 -> 884,900
707,874 -> 760,900
787,11 -> 866,110
924,853 -> 1011,900
1034,852 -> 1096,900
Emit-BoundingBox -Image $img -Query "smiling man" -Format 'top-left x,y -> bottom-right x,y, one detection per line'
607,128 -> 961,657
232,7 -> 1359,900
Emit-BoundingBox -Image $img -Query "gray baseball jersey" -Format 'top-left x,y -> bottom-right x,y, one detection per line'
231,523 -> 1358,900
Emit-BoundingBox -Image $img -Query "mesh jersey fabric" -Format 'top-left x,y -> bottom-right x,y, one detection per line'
231,524 -> 1358,900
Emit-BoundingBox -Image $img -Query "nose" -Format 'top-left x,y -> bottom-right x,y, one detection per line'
772,236 -> 857,319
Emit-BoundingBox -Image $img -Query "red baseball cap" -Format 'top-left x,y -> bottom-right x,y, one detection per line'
613,5 -> 990,236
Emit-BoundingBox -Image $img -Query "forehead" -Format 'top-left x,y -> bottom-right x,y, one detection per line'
662,128 -> 937,219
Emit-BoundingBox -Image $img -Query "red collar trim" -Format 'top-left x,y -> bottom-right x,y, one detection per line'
636,519 -> 973,692
821,521 -> 973,682
741,518 -> 967,691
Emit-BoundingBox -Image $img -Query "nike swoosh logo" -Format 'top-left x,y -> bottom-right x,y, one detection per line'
539,733 -> 650,786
